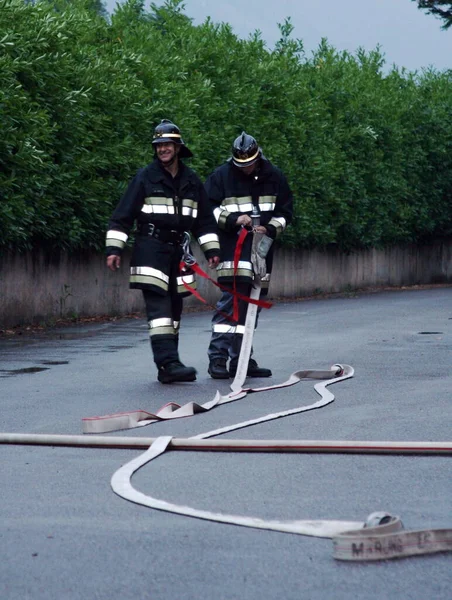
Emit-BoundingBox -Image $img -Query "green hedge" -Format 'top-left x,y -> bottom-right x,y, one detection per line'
1,0 -> 451,252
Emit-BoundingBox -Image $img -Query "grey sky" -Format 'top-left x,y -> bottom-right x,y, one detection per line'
104,0 -> 451,72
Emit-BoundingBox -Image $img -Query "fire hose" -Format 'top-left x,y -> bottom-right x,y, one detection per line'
2,225 -> 451,561
85,218 -> 452,561
2,432 -> 451,561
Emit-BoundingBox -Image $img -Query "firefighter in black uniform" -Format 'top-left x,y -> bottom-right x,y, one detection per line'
207,132 -> 293,379
106,119 -> 220,383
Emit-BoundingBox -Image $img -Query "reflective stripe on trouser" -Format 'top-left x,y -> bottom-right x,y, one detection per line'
207,285 -> 261,361
142,290 -> 183,368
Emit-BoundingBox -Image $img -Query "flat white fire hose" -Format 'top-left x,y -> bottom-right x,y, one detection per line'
1,432 -> 451,560
3,256 -> 451,560
109,436 -> 452,561
230,277 -> 261,392
102,353 -> 451,561
82,364 -> 350,434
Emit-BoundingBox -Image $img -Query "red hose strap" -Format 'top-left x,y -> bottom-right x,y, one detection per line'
178,225 -> 272,318
179,261 -> 272,312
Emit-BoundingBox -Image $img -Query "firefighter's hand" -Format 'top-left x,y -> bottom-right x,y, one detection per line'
107,255 -> 121,271
254,226 -> 267,234
208,255 -> 220,268
236,214 -> 252,227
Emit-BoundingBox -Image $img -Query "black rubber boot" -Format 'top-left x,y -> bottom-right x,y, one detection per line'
208,358 -> 229,379
158,361 -> 197,384
229,358 -> 272,378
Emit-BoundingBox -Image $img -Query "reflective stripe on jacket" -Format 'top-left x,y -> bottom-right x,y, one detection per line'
106,159 -> 220,295
206,158 -> 293,287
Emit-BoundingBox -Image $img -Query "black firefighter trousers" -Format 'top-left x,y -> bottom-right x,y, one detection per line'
142,290 -> 184,369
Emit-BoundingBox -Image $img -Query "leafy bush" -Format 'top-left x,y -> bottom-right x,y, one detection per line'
1,0 -> 451,252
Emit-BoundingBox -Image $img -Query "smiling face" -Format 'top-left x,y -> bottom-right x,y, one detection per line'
155,142 -> 179,165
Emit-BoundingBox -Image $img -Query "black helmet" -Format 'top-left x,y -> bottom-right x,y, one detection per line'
231,131 -> 261,168
152,119 -> 193,158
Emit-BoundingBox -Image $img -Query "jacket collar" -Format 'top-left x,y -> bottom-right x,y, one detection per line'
148,158 -> 195,183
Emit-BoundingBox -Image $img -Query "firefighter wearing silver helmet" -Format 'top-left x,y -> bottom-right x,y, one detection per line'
206,131 -> 293,379
106,119 -> 220,384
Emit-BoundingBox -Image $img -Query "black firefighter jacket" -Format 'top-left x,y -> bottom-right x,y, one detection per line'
106,159 -> 220,297
206,158 -> 293,292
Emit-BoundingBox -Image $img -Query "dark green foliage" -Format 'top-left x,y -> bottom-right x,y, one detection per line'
414,1 -> 452,30
1,0 -> 451,252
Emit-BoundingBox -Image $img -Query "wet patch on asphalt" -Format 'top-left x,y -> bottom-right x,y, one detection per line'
0,366 -> 50,377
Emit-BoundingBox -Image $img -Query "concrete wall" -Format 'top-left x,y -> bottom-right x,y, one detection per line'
1,241 -> 451,329
269,241 -> 452,298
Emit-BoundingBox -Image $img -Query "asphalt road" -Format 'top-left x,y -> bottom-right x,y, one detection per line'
1,287 -> 451,600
